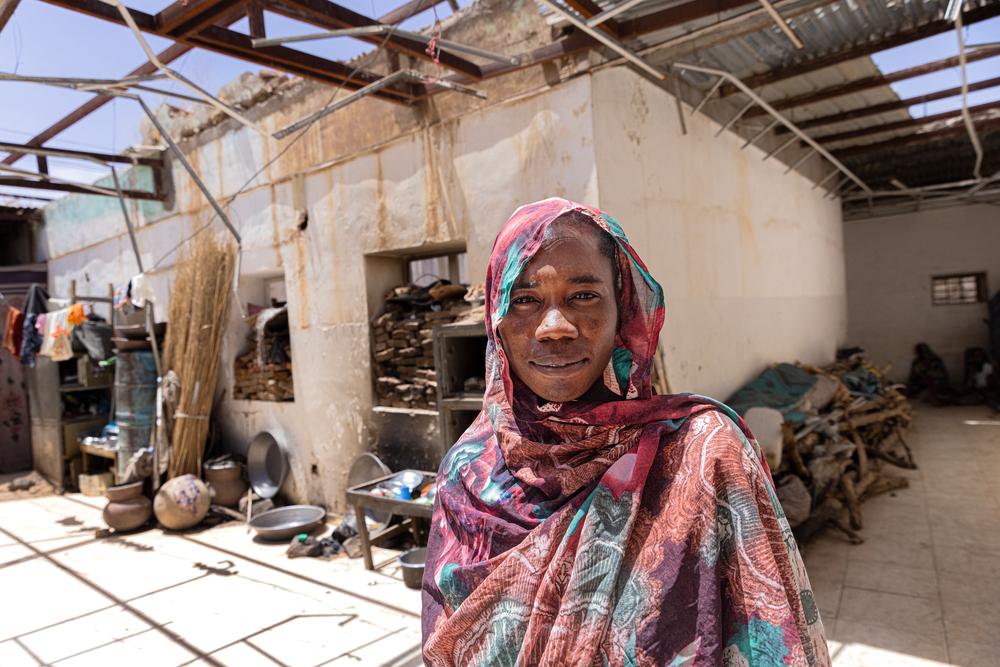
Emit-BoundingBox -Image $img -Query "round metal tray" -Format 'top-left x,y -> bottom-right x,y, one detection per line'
249,505 -> 326,541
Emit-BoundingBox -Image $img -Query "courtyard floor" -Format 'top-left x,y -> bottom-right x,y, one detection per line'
0,404 -> 997,666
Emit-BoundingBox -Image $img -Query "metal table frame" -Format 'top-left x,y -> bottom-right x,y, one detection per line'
346,470 -> 435,571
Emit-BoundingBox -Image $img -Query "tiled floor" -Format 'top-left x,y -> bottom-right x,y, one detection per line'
803,404 -> 1000,666
1,404 -> 997,666
0,493 -> 424,666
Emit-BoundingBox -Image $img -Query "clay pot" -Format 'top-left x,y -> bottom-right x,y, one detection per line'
204,462 -> 248,508
103,482 -> 152,532
154,474 -> 211,530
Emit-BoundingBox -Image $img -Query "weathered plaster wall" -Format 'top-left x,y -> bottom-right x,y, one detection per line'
845,204 -> 1000,382
43,36 -> 851,509
44,73 -> 598,510
590,68 -> 848,400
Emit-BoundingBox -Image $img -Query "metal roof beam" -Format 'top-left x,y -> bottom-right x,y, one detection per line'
776,75 -> 1000,132
0,142 -> 162,167
37,0 -> 415,99
565,0 -> 621,36
817,100 -> 1000,146
726,2 -> 1000,95
0,0 -> 21,33
267,0 -> 482,78
834,116 -> 1000,159
1,42 -> 193,166
156,0 -> 239,36
0,177 -> 163,200
745,45 -> 1000,117
618,0 -> 758,37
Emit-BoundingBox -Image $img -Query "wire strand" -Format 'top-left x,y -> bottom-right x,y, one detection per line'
151,20 -> 410,270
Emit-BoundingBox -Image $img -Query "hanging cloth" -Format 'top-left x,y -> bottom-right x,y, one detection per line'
2,306 -> 24,357
39,308 -> 76,362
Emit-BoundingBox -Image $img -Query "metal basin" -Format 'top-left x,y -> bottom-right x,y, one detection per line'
247,431 -> 287,499
249,505 -> 326,541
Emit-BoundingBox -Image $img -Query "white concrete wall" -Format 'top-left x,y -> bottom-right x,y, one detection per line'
590,68 -> 848,400
44,66 -> 854,508
44,75 -> 599,510
845,204 -> 1000,382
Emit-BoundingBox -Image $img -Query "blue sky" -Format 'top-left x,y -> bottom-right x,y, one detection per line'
0,0 -> 470,199
0,3 -> 997,202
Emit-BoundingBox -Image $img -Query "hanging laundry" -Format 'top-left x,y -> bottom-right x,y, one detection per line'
19,284 -> 49,367
67,303 -> 86,326
128,273 -> 156,308
39,308 -> 75,362
2,306 -> 23,357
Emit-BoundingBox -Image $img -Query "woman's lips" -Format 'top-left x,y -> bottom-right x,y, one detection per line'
528,358 -> 589,375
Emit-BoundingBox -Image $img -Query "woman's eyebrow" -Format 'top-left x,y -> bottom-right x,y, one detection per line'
568,274 -> 603,285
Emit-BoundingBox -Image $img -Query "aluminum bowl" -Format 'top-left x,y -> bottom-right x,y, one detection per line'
249,505 -> 326,541
247,431 -> 287,499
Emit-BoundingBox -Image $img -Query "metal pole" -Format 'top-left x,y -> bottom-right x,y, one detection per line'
742,119 -> 779,149
273,70 -> 484,140
955,13 -> 984,179
111,0 -> 265,136
784,148 -> 816,174
692,77 -> 724,115
756,0 -> 804,48
536,0 -> 666,80
109,166 -> 145,273
811,169 -> 840,191
762,136 -> 797,161
673,60 -> 870,194
715,100 -> 756,137
252,24 -> 520,65
134,96 -> 242,244
586,0 -> 648,27
0,163 -> 119,196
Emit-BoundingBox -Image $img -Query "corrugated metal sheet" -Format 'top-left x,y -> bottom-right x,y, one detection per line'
541,0 -> 995,188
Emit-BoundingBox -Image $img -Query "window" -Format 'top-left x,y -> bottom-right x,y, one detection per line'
931,273 -> 987,306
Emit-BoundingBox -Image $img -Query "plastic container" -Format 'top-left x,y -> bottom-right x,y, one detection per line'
399,546 -> 426,589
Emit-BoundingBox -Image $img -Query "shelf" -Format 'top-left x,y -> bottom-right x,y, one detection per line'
440,394 -> 484,411
61,414 -> 109,424
372,405 -> 439,417
60,383 -> 112,393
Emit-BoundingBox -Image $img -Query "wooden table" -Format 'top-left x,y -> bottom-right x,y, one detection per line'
346,470 -> 435,571
79,442 -> 118,481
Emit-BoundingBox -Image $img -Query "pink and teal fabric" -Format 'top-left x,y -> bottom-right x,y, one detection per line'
421,198 -> 829,666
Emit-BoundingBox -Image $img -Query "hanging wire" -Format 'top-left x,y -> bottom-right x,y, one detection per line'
150,18 -> 412,270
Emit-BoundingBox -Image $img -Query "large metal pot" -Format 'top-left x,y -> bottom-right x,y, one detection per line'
247,432 -> 287,499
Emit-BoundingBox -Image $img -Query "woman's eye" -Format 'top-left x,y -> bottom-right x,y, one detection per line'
572,292 -> 598,301
512,295 -> 537,305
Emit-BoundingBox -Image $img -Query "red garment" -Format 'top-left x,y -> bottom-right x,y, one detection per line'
2,307 -> 24,357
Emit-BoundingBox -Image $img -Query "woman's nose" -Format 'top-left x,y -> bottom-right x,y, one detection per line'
535,307 -> 578,341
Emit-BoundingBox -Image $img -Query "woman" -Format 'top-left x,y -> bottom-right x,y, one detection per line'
422,198 -> 828,666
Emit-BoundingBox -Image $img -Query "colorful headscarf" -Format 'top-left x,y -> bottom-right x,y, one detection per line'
422,198 -> 828,666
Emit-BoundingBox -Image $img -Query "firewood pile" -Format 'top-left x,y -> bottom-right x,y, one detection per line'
731,351 -> 915,545
234,308 -> 293,402
371,281 -> 477,410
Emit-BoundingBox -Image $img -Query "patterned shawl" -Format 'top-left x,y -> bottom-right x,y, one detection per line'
421,198 -> 828,666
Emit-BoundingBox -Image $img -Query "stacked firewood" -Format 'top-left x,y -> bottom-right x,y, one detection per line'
777,354 -> 915,544
371,282 -> 474,410
234,320 -> 294,402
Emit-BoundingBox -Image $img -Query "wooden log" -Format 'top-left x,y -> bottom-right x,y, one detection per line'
859,473 -> 909,501
841,475 -> 863,530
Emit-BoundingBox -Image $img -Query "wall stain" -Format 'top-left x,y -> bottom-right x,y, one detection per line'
374,153 -> 389,250
421,128 -> 445,242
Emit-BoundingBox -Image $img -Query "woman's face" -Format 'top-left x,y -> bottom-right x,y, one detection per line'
498,220 -> 618,403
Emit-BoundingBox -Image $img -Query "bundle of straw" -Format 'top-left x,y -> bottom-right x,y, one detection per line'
163,233 -> 236,478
